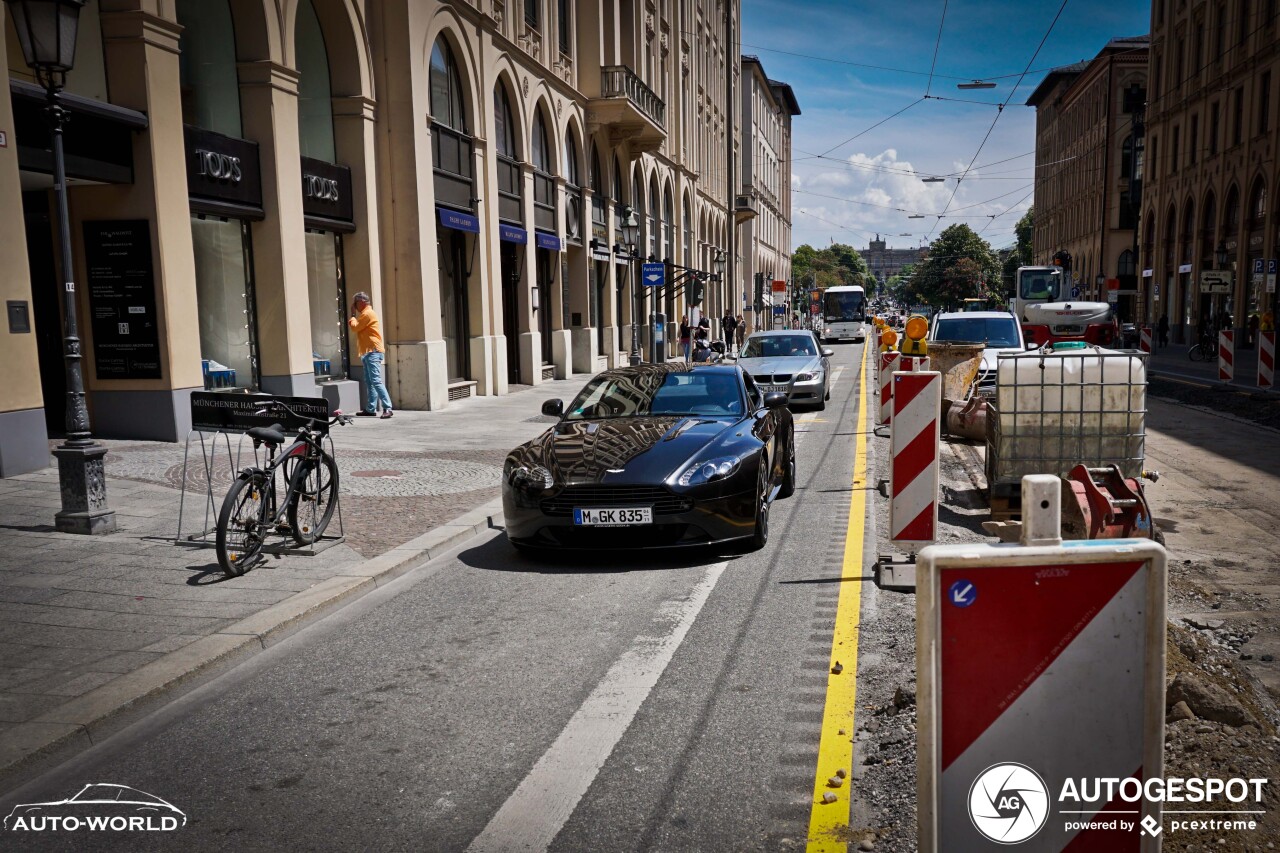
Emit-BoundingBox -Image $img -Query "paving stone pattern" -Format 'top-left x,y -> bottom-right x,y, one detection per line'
0,377 -> 580,745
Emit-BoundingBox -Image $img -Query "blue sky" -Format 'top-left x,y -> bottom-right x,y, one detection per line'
741,0 -> 1152,252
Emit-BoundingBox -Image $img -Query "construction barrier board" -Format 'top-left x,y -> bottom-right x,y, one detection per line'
916,538 -> 1167,852
878,351 -> 902,425
889,369 -> 941,547
1219,330 -> 1235,382
1259,331 -> 1275,389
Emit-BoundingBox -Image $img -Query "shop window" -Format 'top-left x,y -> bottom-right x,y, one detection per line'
191,215 -> 257,391
304,231 -> 347,380
296,0 -> 336,162
177,0 -> 242,136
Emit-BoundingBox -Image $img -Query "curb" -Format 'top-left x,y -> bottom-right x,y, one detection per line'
0,497 -> 505,791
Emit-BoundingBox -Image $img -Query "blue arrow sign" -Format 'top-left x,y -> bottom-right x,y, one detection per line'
641,262 -> 665,287
948,579 -> 976,608
1070,286 -> 1080,298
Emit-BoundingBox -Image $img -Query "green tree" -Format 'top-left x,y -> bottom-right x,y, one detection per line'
790,243 -> 871,292
911,224 -> 1000,309
1001,206 -> 1034,291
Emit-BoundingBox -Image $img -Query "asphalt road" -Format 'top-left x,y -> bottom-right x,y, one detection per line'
0,342 -> 876,853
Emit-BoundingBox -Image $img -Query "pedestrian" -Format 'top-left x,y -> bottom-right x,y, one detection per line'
721,310 -> 738,353
679,313 -> 692,361
1157,314 -> 1170,349
1248,312 -> 1260,348
735,314 -> 746,351
697,312 -> 710,344
349,291 -> 394,418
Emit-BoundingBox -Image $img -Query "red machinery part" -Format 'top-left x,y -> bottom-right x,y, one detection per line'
1061,464 -> 1154,540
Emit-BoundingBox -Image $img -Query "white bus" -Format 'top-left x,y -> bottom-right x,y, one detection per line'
821,285 -> 867,342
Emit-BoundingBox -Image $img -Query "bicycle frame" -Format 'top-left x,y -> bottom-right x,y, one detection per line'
251,431 -> 326,528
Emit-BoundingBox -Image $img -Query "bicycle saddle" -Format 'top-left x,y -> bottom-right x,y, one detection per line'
247,423 -> 287,445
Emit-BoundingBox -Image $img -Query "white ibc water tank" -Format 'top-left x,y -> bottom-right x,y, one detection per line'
992,346 -> 1146,481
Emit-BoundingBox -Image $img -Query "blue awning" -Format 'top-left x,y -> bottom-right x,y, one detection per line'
535,232 -> 562,251
499,223 -> 527,244
438,207 -> 479,233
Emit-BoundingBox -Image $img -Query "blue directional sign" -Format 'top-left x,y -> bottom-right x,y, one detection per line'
948,579 -> 977,608
1070,286 -> 1080,298
641,262 -> 665,287
773,304 -> 786,315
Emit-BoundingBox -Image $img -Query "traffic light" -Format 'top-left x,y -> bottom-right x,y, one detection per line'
1052,250 -> 1072,272
690,275 -> 704,306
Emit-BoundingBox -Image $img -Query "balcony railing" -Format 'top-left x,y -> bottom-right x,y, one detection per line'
599,65 -> 666,128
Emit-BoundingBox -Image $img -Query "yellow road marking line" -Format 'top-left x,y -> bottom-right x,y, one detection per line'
806,343 -> 870,852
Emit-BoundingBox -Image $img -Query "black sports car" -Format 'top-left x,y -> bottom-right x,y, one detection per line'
503,363 -> 796,552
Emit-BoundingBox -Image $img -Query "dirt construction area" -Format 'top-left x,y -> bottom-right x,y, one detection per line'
834,381 -> 1280,853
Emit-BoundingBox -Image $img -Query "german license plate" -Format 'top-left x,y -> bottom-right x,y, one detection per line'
763,384 -> 788,394
573,507 -> 653,526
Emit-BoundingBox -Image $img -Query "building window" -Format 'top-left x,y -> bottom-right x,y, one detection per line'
296,0 -> 335,163
1171,126 -> 1180,175
1189,114 -> 1199,164
1259,71 -> 1271,134
176,0 -> 242,137
1210,101 -> 1220,153
1239,0 -> 1251,50
558,0 -> 571,54
430,40 -> 467,132
1175,37 -> 1185,89
525,0 -> 539,28
1224,185 -> 1240,235
1120,189 -> 1138,228
1194,19 -> 1205,72
495,87 -> 517,158
1249,180 -> 1267,230
1233,87 -> 1244,145
1122,83 -> 1146,113
1216,3 -> 1227,59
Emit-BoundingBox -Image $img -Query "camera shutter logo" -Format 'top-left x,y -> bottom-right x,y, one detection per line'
968,763 -> 1050,844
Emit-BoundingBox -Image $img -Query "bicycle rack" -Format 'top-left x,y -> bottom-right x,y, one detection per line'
174,428 -> 346,557
173,429 -> 248,546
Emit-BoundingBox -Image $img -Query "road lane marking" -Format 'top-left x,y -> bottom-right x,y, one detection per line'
806,342 -> 870,852
466,560 -> 729,853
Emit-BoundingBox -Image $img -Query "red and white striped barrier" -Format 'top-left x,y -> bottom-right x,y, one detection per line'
889,369 -> 941,547
877,352 -> 901,425
916,476 -> 1168,852
1139,326 -> 1152,353
1259,331 -> 1275,389
1218,329 -> 1235,382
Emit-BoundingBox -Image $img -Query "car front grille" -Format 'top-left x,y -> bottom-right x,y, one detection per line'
753,374 -> 794,384
976,369 -> 996,393
540,485 -> 694,517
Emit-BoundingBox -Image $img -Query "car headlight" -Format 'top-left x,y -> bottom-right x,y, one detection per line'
795,371 -> 822,382
677,455 -> 744,487
506,463 -> 555,492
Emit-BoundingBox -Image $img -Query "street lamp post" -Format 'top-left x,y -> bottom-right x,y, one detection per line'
7,0 -> 115,534
620,207 -> 642,365
712,250 -> 727,333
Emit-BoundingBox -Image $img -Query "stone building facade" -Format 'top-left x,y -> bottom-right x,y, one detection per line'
862,236 -> 926,288
1027,36 -> 1149,320
1,0 -> 743,476
738,56 -> 798,329
1141,0 -> 1280,344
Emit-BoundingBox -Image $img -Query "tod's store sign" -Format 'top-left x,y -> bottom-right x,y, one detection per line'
300,156 -> 354,227
184,125 -> 263,214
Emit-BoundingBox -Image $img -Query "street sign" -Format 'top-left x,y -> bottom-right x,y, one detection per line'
1199,269 -> 1234,294
771,279 -> 787,292
1153,283 -> 1161,301
1268,258 -> 1277,294
947,579 -> 975,608
1254,258 -> 1265,286
772,304 -> 786,315
641,262 -> 665,287
1070,286 -> 1080,298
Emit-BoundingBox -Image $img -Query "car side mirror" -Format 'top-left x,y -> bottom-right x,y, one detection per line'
763,392 -> 789,409
821,348 -> 835,358
541,398 -> 564,417
1025,342 -> 1039,350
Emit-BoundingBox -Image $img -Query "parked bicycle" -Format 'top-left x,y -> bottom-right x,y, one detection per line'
1188,332 -> 1218,362
215,400 -> 352,577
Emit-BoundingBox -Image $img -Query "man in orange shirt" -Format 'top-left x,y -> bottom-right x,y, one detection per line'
349,292 -> 394,418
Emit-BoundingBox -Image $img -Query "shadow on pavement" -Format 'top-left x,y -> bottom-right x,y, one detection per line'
457,533 -> 737,575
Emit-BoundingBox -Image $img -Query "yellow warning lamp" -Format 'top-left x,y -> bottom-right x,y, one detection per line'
901,314 -> 929,357
879,327 -> 899,352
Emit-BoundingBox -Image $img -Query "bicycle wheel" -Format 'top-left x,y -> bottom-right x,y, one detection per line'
1189,343 -> 1206,362
287,453 -> 339,545
217,472 -> 268,576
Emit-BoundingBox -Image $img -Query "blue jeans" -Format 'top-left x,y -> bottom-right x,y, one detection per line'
361,351 -> 393,413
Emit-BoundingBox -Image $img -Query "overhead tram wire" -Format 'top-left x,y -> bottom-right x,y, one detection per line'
924,0 -> 950,98
925,0 -> 1071,241
794,208 -> 878,243
817,98 -> 926,158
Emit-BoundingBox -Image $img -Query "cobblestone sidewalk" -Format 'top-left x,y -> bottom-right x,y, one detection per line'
0,377 -> 578,784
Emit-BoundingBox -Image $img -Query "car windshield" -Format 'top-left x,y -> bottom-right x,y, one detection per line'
823,290 -> 865,322
565,370 -> 744,419
1018,269 -> 1061,300
741,335 -> 818,358
932,316 -> 1022,348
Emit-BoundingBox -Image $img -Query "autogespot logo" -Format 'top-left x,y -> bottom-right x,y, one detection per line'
969,763 -> 1051,844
